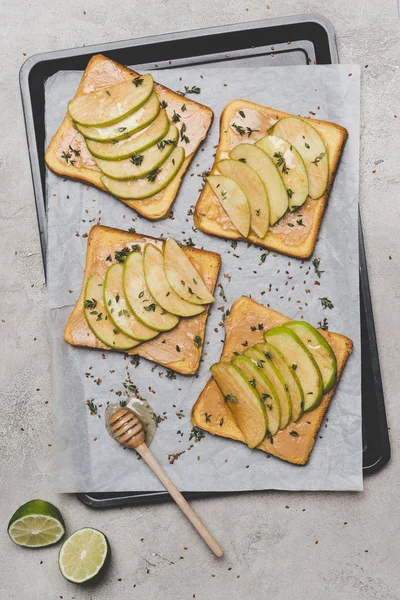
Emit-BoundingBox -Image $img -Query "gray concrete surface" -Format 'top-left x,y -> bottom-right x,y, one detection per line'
1,1 -> 399,598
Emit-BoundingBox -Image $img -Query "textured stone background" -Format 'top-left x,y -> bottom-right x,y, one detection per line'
0,1 -> 399,598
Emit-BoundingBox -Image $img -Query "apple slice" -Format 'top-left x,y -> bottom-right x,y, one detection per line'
283,321 -> 337,394
103,263 -> 159,341
264,326 -> 323,411
86,108 -> 169,158
271,117 -> 329,199
69,74 -> 153,127
102,146 -> 185,200
254,342 -> 304,422
76,92 -> 160,143
230,144 -> 288,225
210,362 -> 268,448
143,244 -> 205,318
216,159 -> 269,238
93,125 -> 178,180
84,273 -> 139,350
232,355 -> 281,436
255,135 -> 309,211
123,251 -> 179,332
244,347 -> 291,430
206,175 -> 250,237
163,237 -> 215,305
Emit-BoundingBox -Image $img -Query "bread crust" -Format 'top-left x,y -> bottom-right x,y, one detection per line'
191,296 -> 353,464
65,225 -> 221,375
45,54 -> 213,220
194,99 -> 348,259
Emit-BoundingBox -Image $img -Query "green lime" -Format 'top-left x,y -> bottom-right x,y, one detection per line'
8,499 -> 65,548
58,528 -> 110,584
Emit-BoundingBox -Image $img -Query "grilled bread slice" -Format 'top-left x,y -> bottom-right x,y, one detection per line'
194,100 -> 348,259
65,225 -> 221,375
45,54 -> 213,220
191,296 -> 352,464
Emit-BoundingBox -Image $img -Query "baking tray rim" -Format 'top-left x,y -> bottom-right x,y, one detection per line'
19,13 -> 338,77
17,15 -> 389,503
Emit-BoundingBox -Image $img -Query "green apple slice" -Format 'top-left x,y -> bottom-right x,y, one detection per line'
207,175 -> 250,237
123,251 -> 179,332
101,146 -> 185,200
210,362 -> 268,448
254,342 -> 304,422
283,321 -> 337,394
216,159 -> 269,237
86,108 -> 169,158
230,144 -> 288,225
163,237 -> 215,305
232,355 -> 281,436
255,135 -> 309,211
84,274 -> 139,350
271,117 -> 329,199
93,125 -> 178,180
76,92 -> 161,143
69,74 -> 153,127
244,347 -> 291,430
143,244 -> 205,318
264,326 -> 323,411
103,263 -> 159,341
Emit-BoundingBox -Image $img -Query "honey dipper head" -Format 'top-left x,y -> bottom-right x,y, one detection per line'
109,407 -> 145,448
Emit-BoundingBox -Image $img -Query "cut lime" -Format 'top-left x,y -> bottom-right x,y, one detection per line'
8,499 -> 65,548
59,528 -> 110,584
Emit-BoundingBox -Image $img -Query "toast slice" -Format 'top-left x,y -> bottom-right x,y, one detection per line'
191,296 -> 353,464
194,100 -> 348,259
45,54 -> 213,220
65,225 -> 221,375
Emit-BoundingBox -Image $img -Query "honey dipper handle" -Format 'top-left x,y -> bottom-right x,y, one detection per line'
136,443 -> 224,558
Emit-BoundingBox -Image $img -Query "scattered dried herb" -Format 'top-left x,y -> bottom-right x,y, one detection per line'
312,257 -> 324,278
84,298 -> 97,309
193,335 -> 202,349
183,85 -> 201,95
147,167 -> 161,182
224,394 -> 238,404
319,297 -> 334,310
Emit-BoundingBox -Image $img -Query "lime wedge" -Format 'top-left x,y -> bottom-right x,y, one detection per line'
8,499 -> 65,548
59,528 -> 110,584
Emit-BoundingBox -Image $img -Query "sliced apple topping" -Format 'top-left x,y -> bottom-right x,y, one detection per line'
123,251 -> 179,332
232,355 -> 281,436
210,362 -> 268,448
85,106 -> 168,155
255,342 -> 304,422
102,146 -> 185,200
83,274 -> 139,351
143,244 -> 205,318
244,347 -> 291,430
94,125 -> 178,180
216,159 -> 269,237
283,321 -> 337,394
272,117 -> 329,199
230,143 -> 288,225
207,175 -> 251,237
69,74 -> 154,127
255,135 -> 309,211
75,91 -> 161,143
103,263 -> 159,341
264,326 -> 323,411
163,237 -> 215,305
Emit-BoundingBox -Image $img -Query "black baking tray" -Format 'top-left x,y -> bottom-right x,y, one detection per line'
19,14 -> 390,508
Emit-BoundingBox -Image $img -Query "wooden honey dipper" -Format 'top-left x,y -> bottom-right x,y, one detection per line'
109,407 -> 224,558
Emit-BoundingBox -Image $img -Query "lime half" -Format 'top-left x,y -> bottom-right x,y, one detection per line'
8,499 -> 65,548
59,528 -> 110,584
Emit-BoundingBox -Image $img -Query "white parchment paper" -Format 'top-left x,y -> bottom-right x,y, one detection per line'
45,64 -> 362,492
